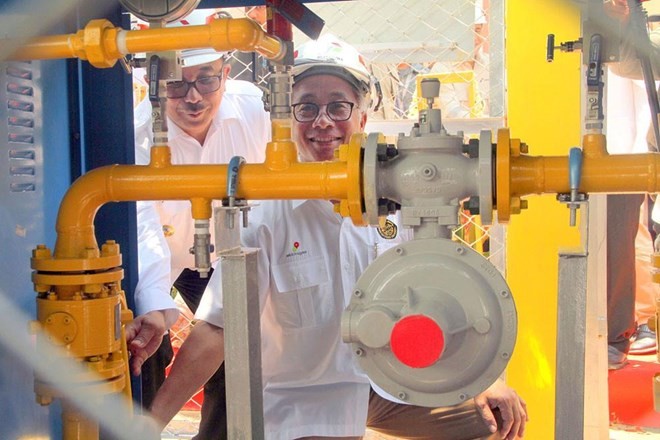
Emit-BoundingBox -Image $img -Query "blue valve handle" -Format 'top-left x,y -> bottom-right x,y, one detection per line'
567,147 -> 583,227
227,156 -> 247,203
569,147 -> 582,194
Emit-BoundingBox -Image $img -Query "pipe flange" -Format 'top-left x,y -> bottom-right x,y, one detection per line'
338,132 -> 366,226
495,128 -> 512,222
33,268 -> 124,289
478,130 -> 494,225
363,132 -> 383,225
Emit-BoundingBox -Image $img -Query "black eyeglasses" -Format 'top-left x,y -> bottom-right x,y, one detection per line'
166,74 -> 224,99
291,101 -> 356,122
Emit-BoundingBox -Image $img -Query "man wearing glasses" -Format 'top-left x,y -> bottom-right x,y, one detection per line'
148,34 -> 527,440
127,10 -> 270,440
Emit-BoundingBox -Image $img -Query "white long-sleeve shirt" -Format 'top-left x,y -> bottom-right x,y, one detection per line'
196,199 -> 410,439
133,78 -> 269,321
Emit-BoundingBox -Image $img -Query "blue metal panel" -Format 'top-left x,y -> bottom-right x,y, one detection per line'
76,3 -> 138,310
77,60 -> 139,311
0,1 -> 138,435
0,56 -> 70,438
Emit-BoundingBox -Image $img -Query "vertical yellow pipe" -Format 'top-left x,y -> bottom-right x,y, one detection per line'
265,119 -> 298,170
506,1 -> 582,438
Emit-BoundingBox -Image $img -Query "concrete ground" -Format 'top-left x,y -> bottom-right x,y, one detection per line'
162,413 -> 660,439
162,352 -> 660,440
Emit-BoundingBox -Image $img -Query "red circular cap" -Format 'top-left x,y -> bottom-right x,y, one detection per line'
390,315 -> 444,368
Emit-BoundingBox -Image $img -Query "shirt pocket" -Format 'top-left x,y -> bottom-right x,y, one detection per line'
271,256 -> 330,329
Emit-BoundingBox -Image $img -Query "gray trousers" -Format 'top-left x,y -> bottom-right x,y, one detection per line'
365,388 -> 499,440
607,194 -> 645,353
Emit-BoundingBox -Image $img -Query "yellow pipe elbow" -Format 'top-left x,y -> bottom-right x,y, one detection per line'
212,18 -> 283,60
54,167 -> 116,259
122,18 -> 284,61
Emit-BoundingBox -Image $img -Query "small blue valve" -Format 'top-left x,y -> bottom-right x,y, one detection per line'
226,156 -> 246,229
568,147 -> 583,226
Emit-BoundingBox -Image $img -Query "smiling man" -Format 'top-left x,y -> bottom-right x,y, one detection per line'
148,34 -> 528,440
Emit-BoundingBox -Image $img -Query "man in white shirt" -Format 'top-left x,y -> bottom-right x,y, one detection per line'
148,35 -> 527,440
125,10 -> 269,439
602,0 -> 660,369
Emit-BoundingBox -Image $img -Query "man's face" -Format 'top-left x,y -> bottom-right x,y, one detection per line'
292,74 -> 367,162
165,59 -> 230,140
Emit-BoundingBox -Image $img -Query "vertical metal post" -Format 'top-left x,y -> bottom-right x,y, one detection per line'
555,200 -> 589,439
221,246 -> 264,440
555,197 -> 608,440
555,252 -> 587,438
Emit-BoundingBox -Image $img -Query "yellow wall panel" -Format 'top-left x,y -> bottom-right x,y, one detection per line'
505,1 -> 583,437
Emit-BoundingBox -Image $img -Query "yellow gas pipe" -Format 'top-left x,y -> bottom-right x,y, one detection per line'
7,17 -> 284,67
496,130 -> 660,221
18,17 -> 288,439
32,119 -> 364,436
53,125 -> 362,261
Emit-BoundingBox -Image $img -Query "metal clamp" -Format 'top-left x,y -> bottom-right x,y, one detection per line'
225,156 -> 248,229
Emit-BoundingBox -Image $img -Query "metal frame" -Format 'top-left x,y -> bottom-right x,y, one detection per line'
555,247 -> 588,438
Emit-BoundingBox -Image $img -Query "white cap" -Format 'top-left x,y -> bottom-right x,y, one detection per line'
169,9 -> 231,67
180,48 -> 226,67
293,34 -> 372,98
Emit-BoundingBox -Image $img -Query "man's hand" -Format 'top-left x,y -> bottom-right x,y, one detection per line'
125,310 -> 168,376
474,378 -> 528,440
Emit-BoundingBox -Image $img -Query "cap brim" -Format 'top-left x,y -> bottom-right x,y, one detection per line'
294,64 -> 367,95
181,49 -> 227,67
